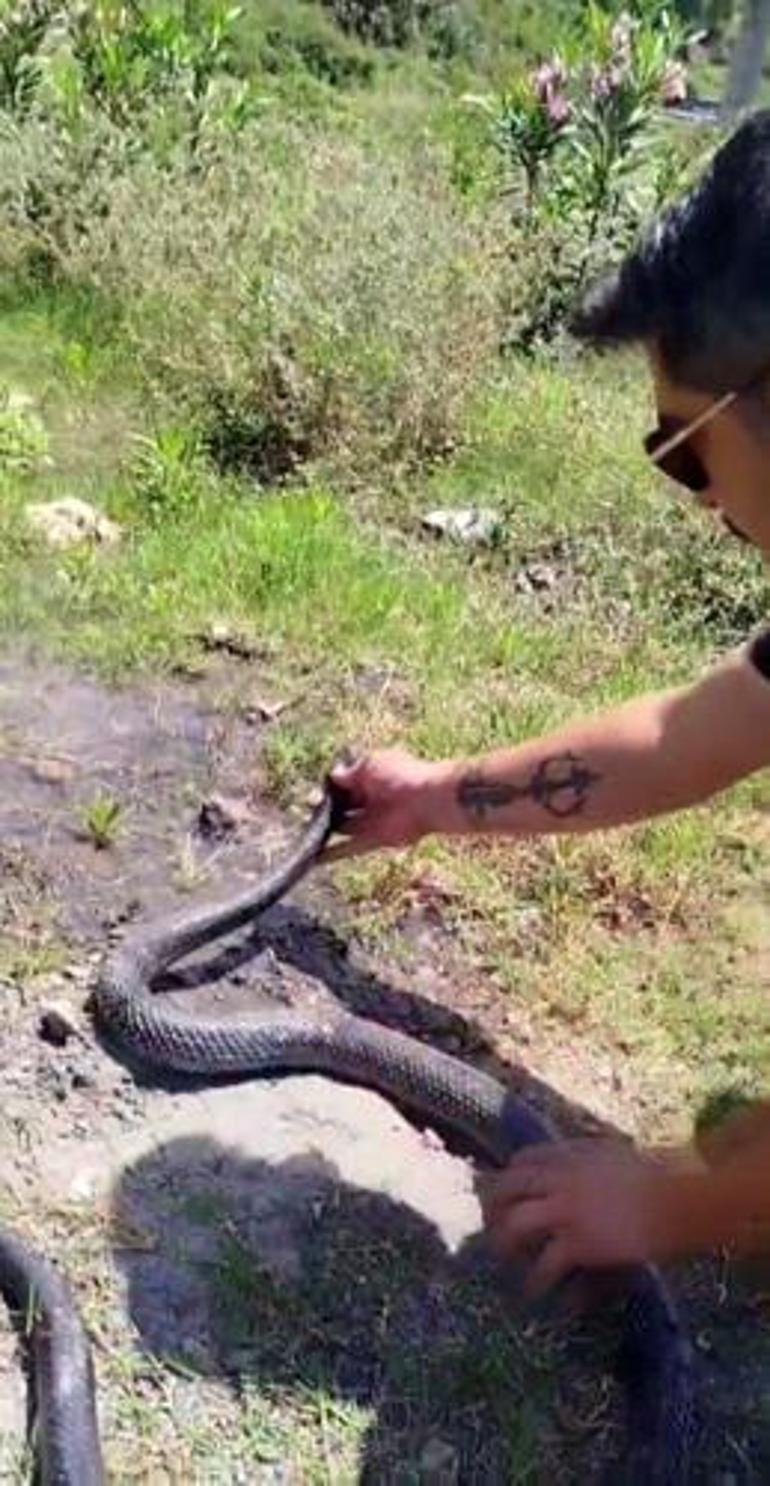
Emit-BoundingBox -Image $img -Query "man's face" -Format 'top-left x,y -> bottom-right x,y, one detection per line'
650,352 -> 770,557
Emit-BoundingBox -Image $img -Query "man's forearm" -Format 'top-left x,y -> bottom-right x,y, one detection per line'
420,652 -> 770,839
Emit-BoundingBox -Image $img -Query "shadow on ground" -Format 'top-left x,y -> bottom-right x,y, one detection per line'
109,907 -> 770,1484
112,1135 -> 619,1484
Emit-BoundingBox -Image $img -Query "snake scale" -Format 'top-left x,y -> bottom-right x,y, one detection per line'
1,784 -> 698,1482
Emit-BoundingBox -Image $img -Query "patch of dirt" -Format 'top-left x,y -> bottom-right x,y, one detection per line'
0,655 -> 766,1481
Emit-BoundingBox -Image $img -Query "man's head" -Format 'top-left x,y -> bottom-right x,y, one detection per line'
571,110 -> 770,553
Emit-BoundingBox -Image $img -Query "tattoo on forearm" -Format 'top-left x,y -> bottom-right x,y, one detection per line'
457,752 -> 601,822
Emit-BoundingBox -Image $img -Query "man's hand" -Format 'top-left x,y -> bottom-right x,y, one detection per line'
479,1139 -> 689,1295
326,748 -> 445,859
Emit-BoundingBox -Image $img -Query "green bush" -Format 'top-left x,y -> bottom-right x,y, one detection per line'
325,0 -> 466,54
30,119 -> 500,477
0,0 -> 58,111
1,0 -> 244,122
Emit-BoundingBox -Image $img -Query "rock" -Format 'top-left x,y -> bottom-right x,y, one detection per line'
29,756 -> 75,785
72,1066 -> 97,1091
421,508 -> 503,547
418,1437 -> 459,1484
513,561 -> 558,594
39,1001 -> 80,1047
25,497 -> 122,550
5,388 -> 36,413
197,794 -> 252,841
198,620 -> 261,660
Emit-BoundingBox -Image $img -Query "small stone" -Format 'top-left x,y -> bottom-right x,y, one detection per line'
39,1001 -> 79,1047
197,794 -> 252,841
72,1068 -> 96,1090
29,757 -> 75,785
60,963 -> 91,984
25,497 -> 122,550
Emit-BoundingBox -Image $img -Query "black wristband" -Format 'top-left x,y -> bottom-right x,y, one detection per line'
749,627 -> 770,680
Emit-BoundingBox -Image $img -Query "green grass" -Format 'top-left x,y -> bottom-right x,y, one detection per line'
1,290 -> 770,1139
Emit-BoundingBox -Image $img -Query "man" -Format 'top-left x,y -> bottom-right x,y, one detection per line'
329,112 -> 770,1295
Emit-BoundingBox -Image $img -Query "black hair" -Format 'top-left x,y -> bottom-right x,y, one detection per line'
571,111 -> 770,392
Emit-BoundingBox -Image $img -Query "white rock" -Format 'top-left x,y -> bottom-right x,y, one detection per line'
25,497 -> 122,550
421,507 -> 503,546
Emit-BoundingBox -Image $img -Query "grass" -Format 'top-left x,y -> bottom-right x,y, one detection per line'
1,290 -> 770,1138
102,1144 -> 607,1483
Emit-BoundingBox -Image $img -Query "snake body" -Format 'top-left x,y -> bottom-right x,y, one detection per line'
0,1226 -> 103,1484
2,789 -> 698,1481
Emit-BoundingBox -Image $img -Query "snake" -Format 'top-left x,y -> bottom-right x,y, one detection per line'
1,782 -> 698,1482
0,1226 -> 103,1484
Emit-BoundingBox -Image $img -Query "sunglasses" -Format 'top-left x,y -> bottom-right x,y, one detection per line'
644,388 -> 738,494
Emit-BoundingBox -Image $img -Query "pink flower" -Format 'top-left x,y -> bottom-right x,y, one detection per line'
531,56 -> 571,130
546,92 -> 571,128
589,63 -> 621,102
660,60 -> 688,106
532,58 -> 567,104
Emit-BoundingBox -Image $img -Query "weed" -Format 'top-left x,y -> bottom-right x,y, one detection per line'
0,383 -> 47,470
80,792 -> 123,849
130,425 -> 211,522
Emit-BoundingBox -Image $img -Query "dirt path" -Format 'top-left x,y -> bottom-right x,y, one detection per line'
0,656 -> 768,1482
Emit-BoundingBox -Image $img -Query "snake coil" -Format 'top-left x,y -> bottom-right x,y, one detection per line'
1,787 -> 698,1481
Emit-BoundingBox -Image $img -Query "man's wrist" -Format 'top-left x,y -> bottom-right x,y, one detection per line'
414,760 -> 467,838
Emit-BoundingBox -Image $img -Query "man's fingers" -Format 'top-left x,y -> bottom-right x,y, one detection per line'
487,1198 -> 557,1259
481,1151 -> 560,1217
524,1236 -> 576,1300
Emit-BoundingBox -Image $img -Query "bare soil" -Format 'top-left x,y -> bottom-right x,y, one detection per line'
0,655 -> 767,1482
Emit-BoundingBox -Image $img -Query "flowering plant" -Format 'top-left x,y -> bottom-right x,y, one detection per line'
496,5 -> 692,350
498,6 -> 689,227
497,55 -> 572,218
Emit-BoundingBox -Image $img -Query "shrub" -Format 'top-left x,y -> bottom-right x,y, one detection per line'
325,0 -> 465,53
42,120 -> 500,477
494,3 -> 699,351
1,1 -> 244,122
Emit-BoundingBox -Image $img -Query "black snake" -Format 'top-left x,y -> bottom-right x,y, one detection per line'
2,784 -> 698,1482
